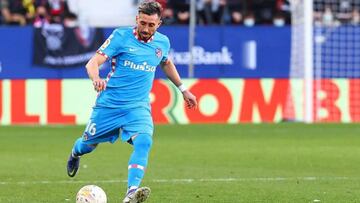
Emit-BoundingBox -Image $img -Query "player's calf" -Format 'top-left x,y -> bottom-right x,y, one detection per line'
127,134 -> 152,187
67,138 -> 98,177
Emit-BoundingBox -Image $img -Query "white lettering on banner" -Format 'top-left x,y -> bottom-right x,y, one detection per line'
44,52 -> 94,66
243,41 -> 257,70
123,60 -> 156,72
0,79 -> 358,125
169,46 -> 233,65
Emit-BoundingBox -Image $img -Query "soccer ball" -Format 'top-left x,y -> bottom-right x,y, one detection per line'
76,185 -> 107,203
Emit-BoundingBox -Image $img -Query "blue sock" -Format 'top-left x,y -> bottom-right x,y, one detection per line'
72,138 -> 97,156
127,134 -> 152,188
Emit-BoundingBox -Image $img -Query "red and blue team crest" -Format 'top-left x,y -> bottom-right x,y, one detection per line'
155,48 -> 162,58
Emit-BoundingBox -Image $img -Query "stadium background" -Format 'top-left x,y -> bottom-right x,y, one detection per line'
1,0 -> 358,124
1,1 -> 360,203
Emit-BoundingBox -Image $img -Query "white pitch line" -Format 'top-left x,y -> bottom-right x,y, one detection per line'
0,177 -> 354,185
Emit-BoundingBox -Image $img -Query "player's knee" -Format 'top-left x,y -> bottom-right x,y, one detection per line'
73,138 -> 98,156
133,133 -> 152,152
80,138 -> 98,149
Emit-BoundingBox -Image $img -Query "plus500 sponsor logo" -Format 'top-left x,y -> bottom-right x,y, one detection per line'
123,60 -> 156,72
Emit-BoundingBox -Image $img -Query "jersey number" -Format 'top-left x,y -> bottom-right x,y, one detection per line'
85,120 -> 97,136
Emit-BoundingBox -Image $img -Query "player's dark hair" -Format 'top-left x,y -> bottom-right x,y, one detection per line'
138,1 -> 162,17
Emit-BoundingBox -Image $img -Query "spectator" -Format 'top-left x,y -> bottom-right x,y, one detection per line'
196,0 -> 231,25
1,0 -> 27,25
313,1 -> 323,24
0,1 -> 3,24
322,5 -> 335,26
22,0 -> 36,22
212,0 -> 230,25
336,0 -> 353,23
276,0 -> 291,24
47,0 -> 64,16
154,0 -> 176,25
231,10 -> 242,24
156,0 -> 167,9
168,0 -> 190,24
273,12 -> 285,27
243,12 -> 255,27
162,6 -> 176,25
177,9 -> 190,24
351,8 -> 359,25
47,0 -> 66,24
252,0 -> 276,24
63,11 -> 77,27
197,0 -> 213,24
33,3 -> 49,27
227,0 -> 244,24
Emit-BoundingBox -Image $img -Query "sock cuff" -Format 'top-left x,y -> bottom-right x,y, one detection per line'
129,186 -> 138,191
128,164 -> 145,171
71,150 -> 80,158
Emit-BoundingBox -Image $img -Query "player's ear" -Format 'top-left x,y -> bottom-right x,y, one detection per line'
158,20 -> 162,28
136,15 -> 139,24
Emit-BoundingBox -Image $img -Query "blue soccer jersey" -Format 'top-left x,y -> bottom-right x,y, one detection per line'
96,27 -> 170,108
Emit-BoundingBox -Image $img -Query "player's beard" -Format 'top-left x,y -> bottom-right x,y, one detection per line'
139,30 -> 152,41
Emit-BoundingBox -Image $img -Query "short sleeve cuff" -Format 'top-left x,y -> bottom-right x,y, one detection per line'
96,50 -> 109,59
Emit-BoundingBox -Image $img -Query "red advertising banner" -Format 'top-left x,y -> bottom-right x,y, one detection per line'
0,79 -> 358,125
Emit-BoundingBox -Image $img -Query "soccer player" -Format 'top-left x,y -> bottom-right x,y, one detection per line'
66,1 -> 197,202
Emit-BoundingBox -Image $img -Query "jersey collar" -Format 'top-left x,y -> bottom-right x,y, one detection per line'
133,27 -> 154,43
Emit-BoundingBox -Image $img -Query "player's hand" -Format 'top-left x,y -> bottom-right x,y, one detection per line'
92,78 -> 107,92
182,90 -> 197,110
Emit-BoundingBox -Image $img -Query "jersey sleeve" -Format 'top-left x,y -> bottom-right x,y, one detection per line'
97,29 -> 124,59
161,37 -> 171,63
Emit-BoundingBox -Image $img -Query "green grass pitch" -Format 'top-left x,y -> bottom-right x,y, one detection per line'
1,124 -> 360,203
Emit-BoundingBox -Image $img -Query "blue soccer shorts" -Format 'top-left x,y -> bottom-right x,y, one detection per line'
81,105 -> 154,145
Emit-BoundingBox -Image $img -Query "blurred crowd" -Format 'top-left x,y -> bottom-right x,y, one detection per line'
0,0 -> 292,27
157,0 -> 291,26
0,0 -> 359,27
314,0 -> 360,26
0,0 -> 77,27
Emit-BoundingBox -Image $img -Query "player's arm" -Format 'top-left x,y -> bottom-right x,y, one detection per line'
160,59 -> 197,109
85,53 -> 107,92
